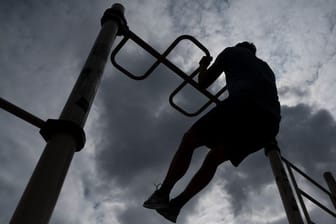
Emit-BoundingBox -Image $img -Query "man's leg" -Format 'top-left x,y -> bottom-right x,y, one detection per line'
158,131 -> 202,196
143,130 -> 201,209
170,147 -> 228,208
157,103 -> 226,198
155,147 -> 228,223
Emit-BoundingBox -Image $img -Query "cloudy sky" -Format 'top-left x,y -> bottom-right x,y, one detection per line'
1,0 -> 336,223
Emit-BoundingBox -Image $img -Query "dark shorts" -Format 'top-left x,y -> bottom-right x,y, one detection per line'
189,97 -> 280,167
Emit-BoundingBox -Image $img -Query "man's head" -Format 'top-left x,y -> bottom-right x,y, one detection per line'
235,42 -> 256,55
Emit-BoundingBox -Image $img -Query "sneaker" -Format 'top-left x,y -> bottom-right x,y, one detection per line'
156,205 -> 180,223
143,190 -> 169,209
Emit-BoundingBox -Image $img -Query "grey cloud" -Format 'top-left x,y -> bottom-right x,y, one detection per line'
68,0 -> 336,223
278,104 -> 336,176
219,103 -> 336,217
278,85 -> 310,99
1,0 -> 336,224
117,205 -> 161,224
0,0 -> 109,223
97,51 -> 336,223
269,219 -> 287,224
96,68 -> 191,185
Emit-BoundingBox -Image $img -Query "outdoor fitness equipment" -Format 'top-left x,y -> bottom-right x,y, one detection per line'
0,3 -> 335,224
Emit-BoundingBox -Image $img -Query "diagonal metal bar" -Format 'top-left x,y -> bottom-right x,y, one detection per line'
282,157 -> 333,197
0,97 -> 45,128
126,31 -> 219,103
111,29 -> 226,116
299,189 -> 336,217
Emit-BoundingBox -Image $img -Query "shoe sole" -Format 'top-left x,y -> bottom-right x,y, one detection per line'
143,202 -> 169,210
156,208 -> 177,223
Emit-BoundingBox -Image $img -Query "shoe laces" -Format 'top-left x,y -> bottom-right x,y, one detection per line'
154,183 -> 162,190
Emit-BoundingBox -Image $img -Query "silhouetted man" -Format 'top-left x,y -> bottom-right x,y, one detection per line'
143,42 -> 281,223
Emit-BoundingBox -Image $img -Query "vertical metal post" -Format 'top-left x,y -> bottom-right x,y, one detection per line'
265,140 -> 304,224
324,172 -> 336,209
10,4 -> 126,224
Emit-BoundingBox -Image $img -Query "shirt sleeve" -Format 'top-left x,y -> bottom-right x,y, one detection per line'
198,48 -> 232,88
207,47 -> 241,75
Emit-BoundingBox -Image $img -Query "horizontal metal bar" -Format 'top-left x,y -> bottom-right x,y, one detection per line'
168,67 -> 224,116
110,29 -> 223,117
127,30 -> 163,59
112,30 -> 220,102
169,88 -> 214,117
282,156 -> 332,196
214,86 -> 228,98
127,30 -> 219,103
168,67 -> 228,117
0,97 -> 45,128
300,188 -> 336,217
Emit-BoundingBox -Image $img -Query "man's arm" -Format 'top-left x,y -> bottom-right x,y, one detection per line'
198,53 -> 225,89
198,56 -> 212,88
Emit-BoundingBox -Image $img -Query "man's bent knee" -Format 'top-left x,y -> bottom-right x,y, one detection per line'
181,130 -> 202,148
206,148 -> 229,166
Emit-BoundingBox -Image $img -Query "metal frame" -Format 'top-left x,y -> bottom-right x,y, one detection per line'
281,156 -> 336,223
0,97 -> 45,129
265,143 -> 305,224
2,3 -> 335,224
0,4 -> 126,224
110,29 -> 227,117
109,17 -> 336,224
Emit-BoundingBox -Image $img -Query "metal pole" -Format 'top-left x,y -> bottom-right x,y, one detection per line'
265,140 -> 304,224
10,4 -> 126,224
324,172 -> 336,209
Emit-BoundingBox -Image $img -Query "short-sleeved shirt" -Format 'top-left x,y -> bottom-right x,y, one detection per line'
189,46 -> 281,166
207,46 -> 281,121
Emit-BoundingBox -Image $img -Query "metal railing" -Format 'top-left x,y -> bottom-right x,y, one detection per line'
110,29 -> 227,117
111,22 -> 336,224
1,3 -> 335,224
0,4 -> 126,223
281,156 -> 336,223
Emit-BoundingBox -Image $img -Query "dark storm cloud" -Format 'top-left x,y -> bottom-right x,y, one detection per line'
218,103 -> 336,217
96,35 -> 336,222
96,23 -> 212,185
278,104 -> 336,174
0,0 -> 111,223
97,62 -> 194,185
89,1 -> 336,223
95,94 -> 336,223
0,0 -> 109,118
1,0 -> 336,223
94,27 -> 218,222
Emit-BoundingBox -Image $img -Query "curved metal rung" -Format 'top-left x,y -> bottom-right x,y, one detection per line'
169,90 -> 214,117
110,29 -> 222,117
111,36 -> 144,80
110,30 -> 211,82
110,30 -> 164,80
168,68 -> 211,117
171,35 -> 210,57
169,75 -> 227,117
110,36 -> 149,80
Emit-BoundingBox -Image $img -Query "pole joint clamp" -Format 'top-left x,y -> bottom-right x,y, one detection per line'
40,119 -> 86,152
101,7 -> 128,36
